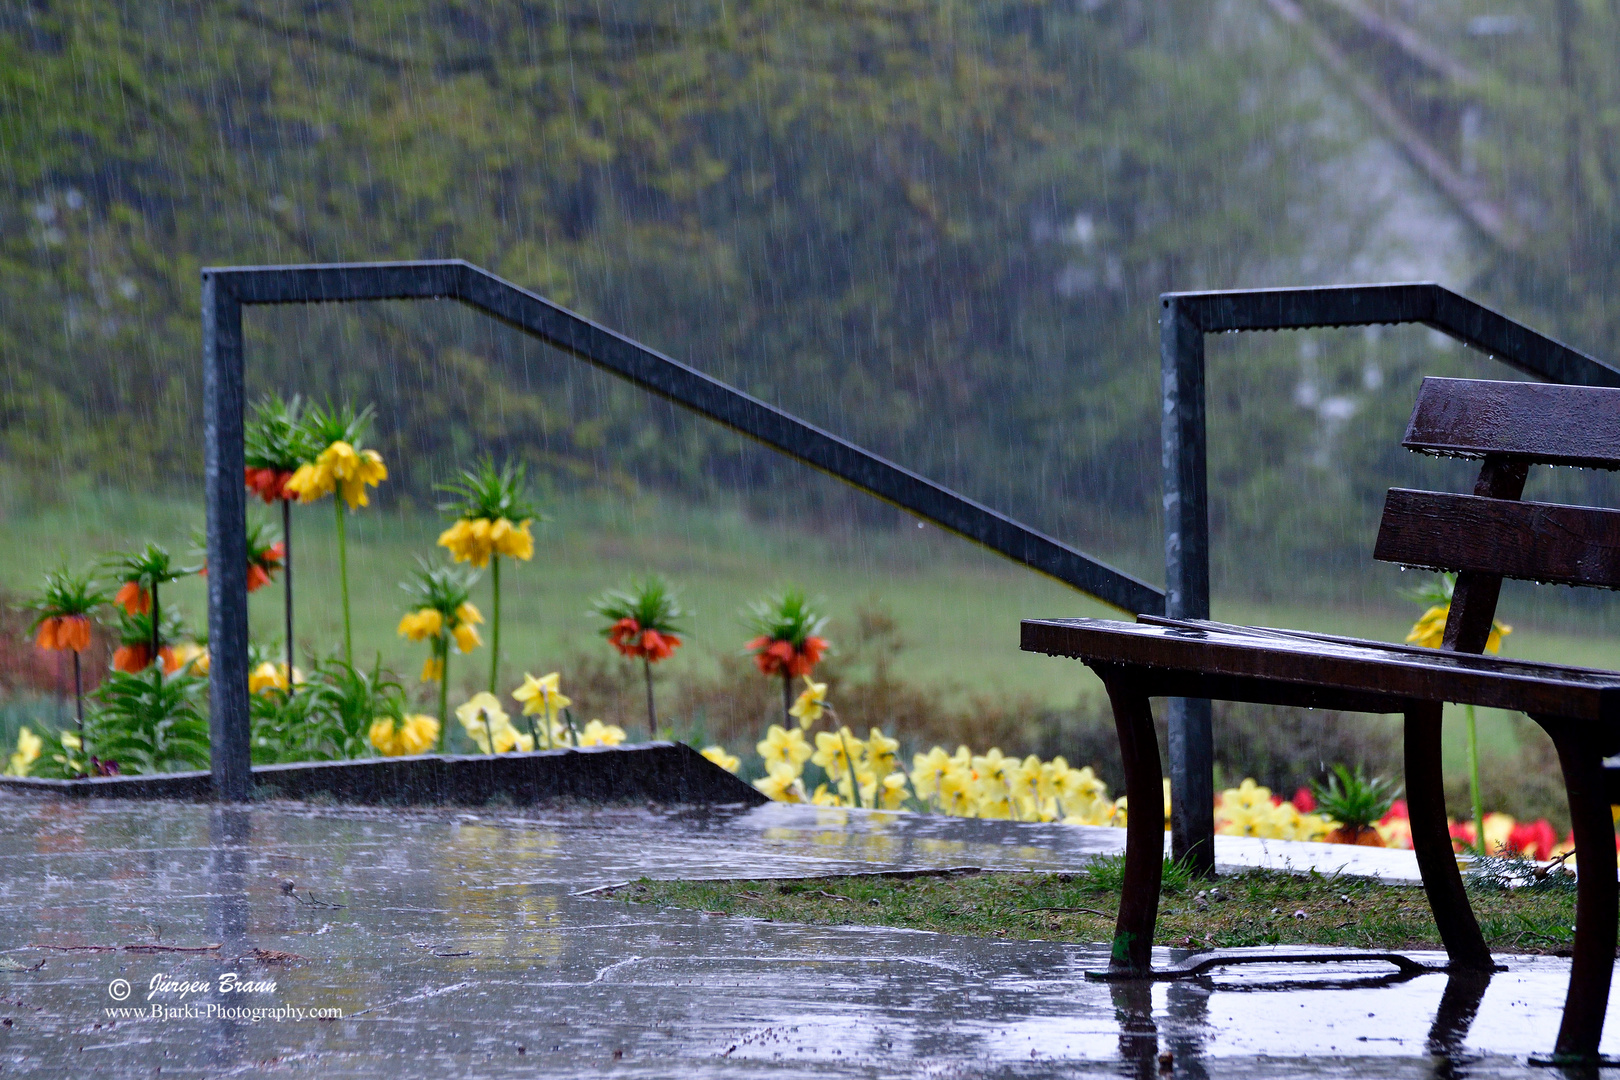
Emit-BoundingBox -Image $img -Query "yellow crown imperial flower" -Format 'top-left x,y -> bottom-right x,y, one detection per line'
249,661 -> 303,696
494,519 -> 535,561
420,655 -> 444,683
397,608 -> 444,641
372,714 -> 441,756
452,622 -> 482,654
339,448 -> 386,509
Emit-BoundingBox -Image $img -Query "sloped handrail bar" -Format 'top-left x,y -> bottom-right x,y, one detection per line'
202,258 -> 1163,800
1159,281 -> 1620,874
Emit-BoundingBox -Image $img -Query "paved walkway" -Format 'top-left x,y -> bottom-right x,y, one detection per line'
0,795 -> 1601,1077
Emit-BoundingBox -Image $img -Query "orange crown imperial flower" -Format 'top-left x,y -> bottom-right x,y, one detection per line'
34,614 -> 92,653
747,634 -> 827,678
112,643 -> 180,674
244,467 -> 297,504
607,617 -> 683,662
115,581 -> 151,616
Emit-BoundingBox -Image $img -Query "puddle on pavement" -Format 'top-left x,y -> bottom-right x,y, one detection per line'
0,794 -> 1609,1077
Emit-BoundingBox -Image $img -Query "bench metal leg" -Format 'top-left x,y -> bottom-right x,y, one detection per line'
1405,702 -> 1494,971
1539,716 -> 1618,1062
1101,672 -> 1165,975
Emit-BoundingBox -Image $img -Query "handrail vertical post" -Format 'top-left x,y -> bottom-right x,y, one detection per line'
1161,296 -> 1215,874
202,272 -> 252,802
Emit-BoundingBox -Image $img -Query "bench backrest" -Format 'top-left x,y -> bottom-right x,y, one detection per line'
1373,377 -> 1620,654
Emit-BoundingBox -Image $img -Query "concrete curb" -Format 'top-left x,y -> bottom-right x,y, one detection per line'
0,742 -> 768,807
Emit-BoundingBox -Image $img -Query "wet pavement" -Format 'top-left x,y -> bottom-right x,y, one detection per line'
0,794 -> 1610,1077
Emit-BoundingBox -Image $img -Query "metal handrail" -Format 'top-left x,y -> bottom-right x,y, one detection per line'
200,258 -> 1163,799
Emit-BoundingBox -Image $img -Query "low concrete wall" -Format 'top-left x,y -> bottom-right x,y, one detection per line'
0,742 -> 767,807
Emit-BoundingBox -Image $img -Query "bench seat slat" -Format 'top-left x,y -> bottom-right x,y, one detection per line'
1374,489 -> 1620,589
1404,377 -> 1620,468
1020,617 -> 1620,722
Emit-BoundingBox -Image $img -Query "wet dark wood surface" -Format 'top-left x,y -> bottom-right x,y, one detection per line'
1020,616 -> 1620,723
1404,377 -> 1620,468
1375,489 -> 1620,590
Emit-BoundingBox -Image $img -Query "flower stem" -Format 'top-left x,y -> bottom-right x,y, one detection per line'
489,555 -> 501,694
839,729 -> 864,809
73,650 -> 83,740
150,580 -> 160,665
1465,703 -> 1485,855
643,655 -> 657,739
282,497 -> 294,676
335,498 -> 351,667
436,638 -> 450,752
782,671 -> 792,729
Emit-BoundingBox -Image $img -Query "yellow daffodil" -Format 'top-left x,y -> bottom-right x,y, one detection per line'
421,655 -> 444,683
512,671 -> 571,722
1405,603 -> 1511,653
457,692 -> 523,754
909,746 -> 957,802
810,782 -> 844,806
938,766 -> 975,816
398,608 -> 444,641
971,747 -> 1014,788
701,745 -> 741,773
875,772 -> 910,810
5,727 -> 42,777
865,728 -> 900,776
788,677 -> 828,728
575,719 -> 627,747
753,761 -> 807,802
812,728 -> 864,781
757,724 -> 812,771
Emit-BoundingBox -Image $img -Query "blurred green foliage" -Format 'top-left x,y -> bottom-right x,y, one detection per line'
0,0 -> 1316,546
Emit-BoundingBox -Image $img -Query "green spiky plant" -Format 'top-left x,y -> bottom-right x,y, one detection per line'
1312,765 -> 1400,846
245,393 -> 313,674
436,457 -> 544,694
23,566 -> 107,737
85,665 -> 210,775
300,401 -> 378,666
591,576 -> 687,737
400,559 -> 480,750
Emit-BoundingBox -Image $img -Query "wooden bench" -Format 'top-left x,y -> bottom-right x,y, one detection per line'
1022,376 -> 1620,1063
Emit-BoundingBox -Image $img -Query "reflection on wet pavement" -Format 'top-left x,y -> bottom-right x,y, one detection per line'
0,794 -> 1610,1077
